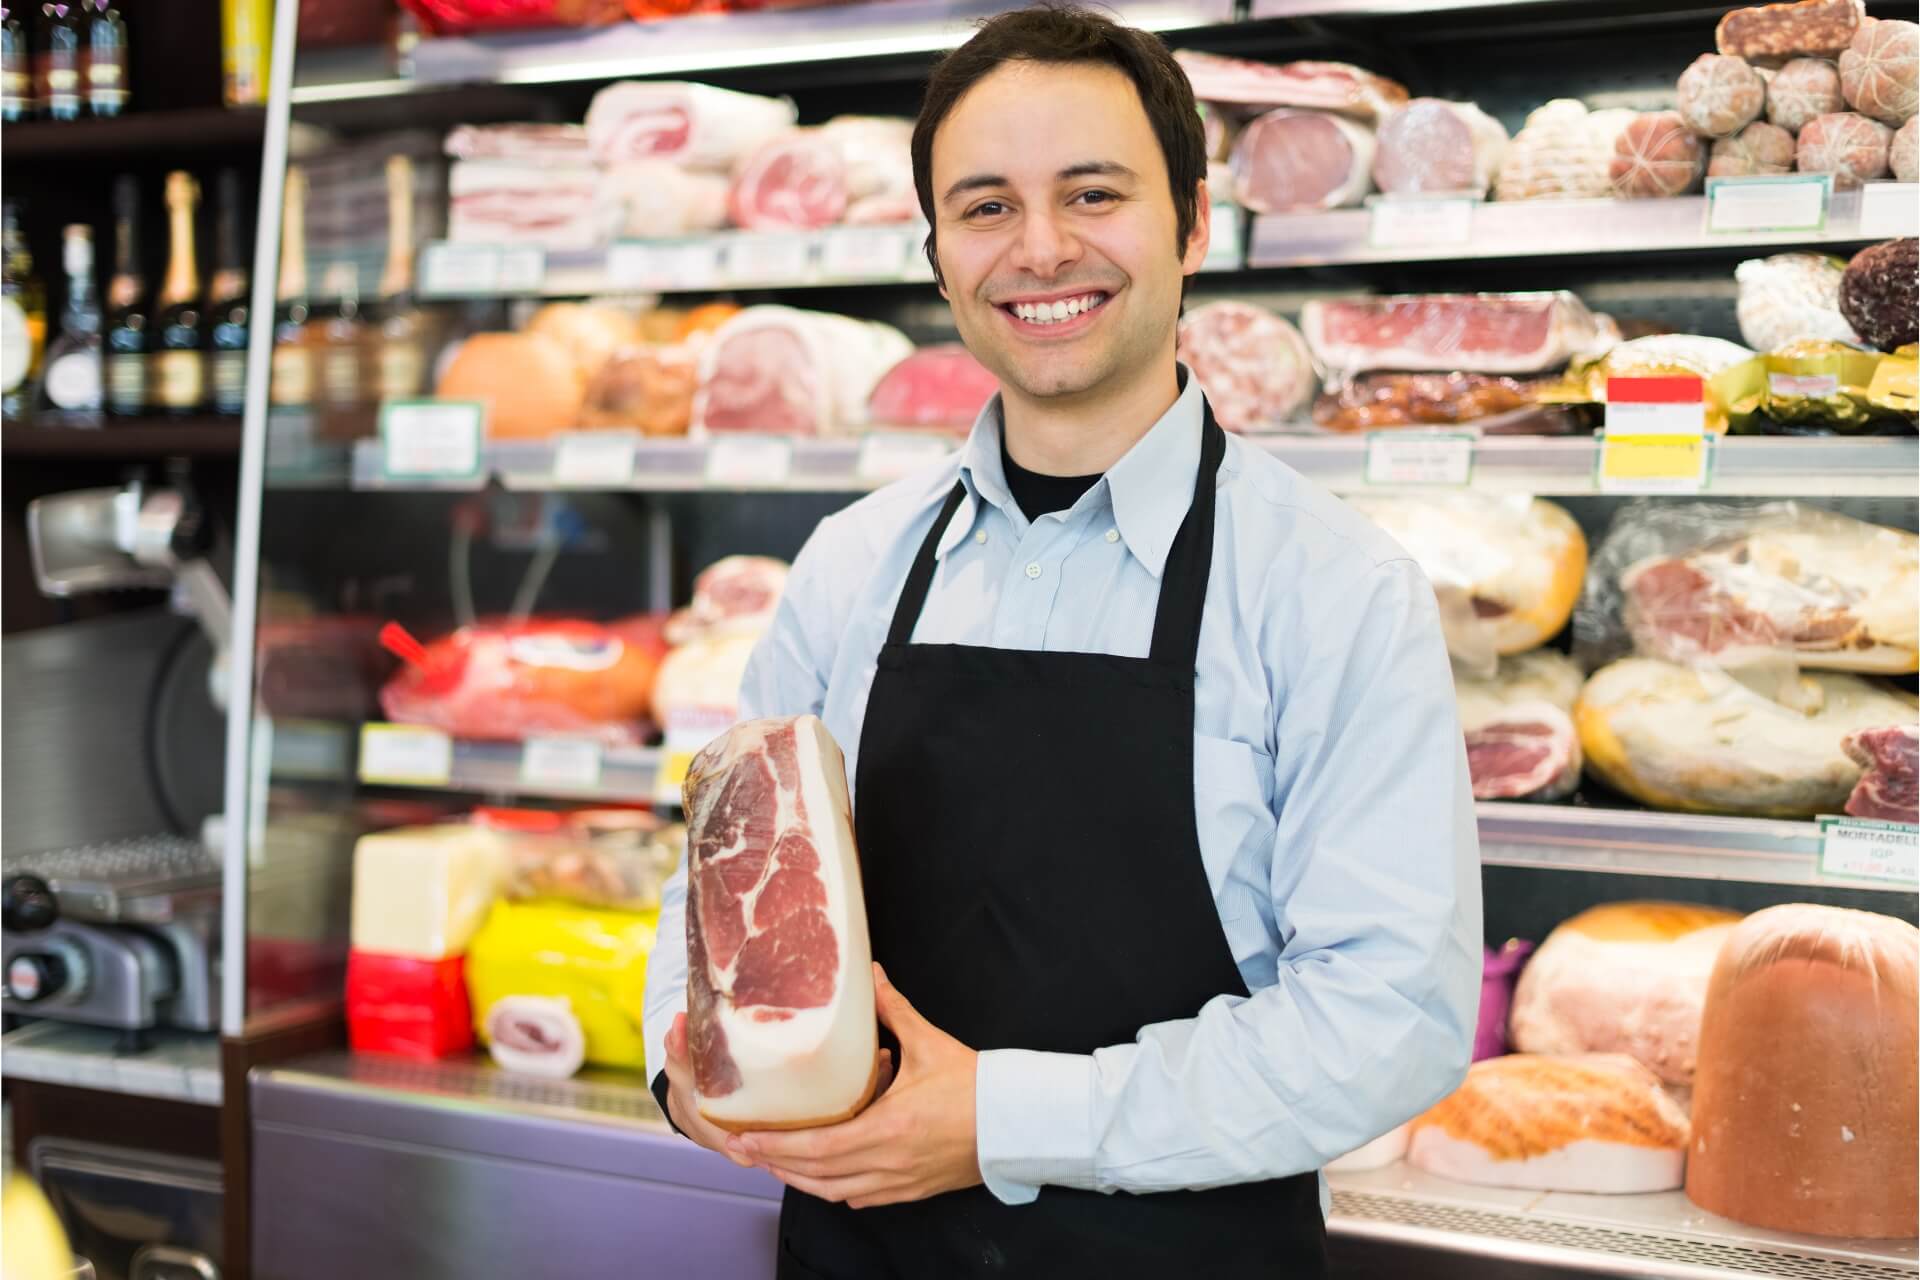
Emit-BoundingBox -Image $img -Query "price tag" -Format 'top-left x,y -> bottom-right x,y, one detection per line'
420,243 -> 503,296
856,431 -> 955,483
520,737 -> 604,791
552,432 -> 637,487
666,240 -> 727,291
1363,431 -> 1475,486
496,246 -> 547,293
1369,197 -> 1476,249
1598,377 -> 1712,493
1706,175 -> 1830,233
899,226 -> 937,283
819,227 -> 908,281
359,723 -> 453,787
1819,817 -> 1919,886
728,234 -> 814,285
655,710 -> 736,804
380,399 -> 484,480
1857,182 -> 1917,238
1203,203 -> 1243,271
606,242 -> 674,291
1768,372 -> 1839,398
704,434 -> 794,488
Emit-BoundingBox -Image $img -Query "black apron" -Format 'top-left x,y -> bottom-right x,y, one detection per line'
776,405 -> 1326,1279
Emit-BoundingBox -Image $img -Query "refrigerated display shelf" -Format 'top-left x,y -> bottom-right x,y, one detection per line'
1248,185 -> 1918,269
267,718 -> 666,800
325,430 -> 1919,498
0,105 -> 267,162
4,418 -> 245,457
1327,1165 -> 1916,1280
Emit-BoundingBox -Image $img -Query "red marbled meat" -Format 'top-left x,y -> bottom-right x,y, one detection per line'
684,715 -> 878,1130
1844,725 -> 1919,823
1467,721 -> 1573,800
1301,292 -> 1604,376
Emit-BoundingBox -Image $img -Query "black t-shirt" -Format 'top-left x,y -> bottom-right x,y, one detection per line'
1001,435 -> 1102,520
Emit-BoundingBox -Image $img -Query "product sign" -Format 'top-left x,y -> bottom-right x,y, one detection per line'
1363,431 -> 1476,486
1368,196 -> 1476,250
1597,377 -> 1712,493
856,431 -> 955,484
655,708 -> 737,805
1856,182 -> 1917,239
419,244 -> 546,297
704,434 -> 794,488
1203,203 -> 1244,271
606,242 -> 676,292
1705,174 -> 1831,235
728,234 -> 814,286
1819,817 -> 1919,886
359,723 -> 454,787
552,431 -> 638,487
520,737 -> 604,791
819,227 -> 909,282
380,399 -> 485,482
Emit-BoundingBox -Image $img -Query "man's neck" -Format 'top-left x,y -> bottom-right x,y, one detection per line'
1001,358 -> 1181,477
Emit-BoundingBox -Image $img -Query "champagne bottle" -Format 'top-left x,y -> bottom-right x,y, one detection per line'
207,169 -> 250,416
270,166 -> 314,409
40,224 -> 102,425
2,200 -> 48,418
151,171 -> 206,415
104,174 -> 147,416
37,2 -> 81,122
374,154 -> 427,402
81,0 -> 126,117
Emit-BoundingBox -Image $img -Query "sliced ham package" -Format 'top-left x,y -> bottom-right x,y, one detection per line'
1312,372 -> 1581,436
692,305 -> 912,436
1455,650 -> 1585,801
1372,99 -> 1509,196
1230,109 -> 1375,212
1686,904 -> 1919,1238
586,80 -> 798,170
1175,301 -> 1316,431
1301,292 -> 1610,379
684,715 -> 878,1131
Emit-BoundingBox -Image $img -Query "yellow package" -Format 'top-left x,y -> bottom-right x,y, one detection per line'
467,899 -> 657,1072
1539,334 -> 1764,435
1740,339 -> 1911,431
1867,344 -> 1917,418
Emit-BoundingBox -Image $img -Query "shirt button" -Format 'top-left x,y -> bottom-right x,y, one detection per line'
1025,562 -> 1042,580
1105,529 -> 1119,543
974,530 -> 988,544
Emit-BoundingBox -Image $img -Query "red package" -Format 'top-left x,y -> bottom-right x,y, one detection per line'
397,0 -> 625,35
378,618 -> 662,746
347,951 -> 474,1060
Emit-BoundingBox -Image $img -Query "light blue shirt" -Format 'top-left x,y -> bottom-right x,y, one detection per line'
642,370 -> 1483,1214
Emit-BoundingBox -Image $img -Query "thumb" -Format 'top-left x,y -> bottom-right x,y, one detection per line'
667,1012 -> 687,1059
872,963 -> 924,1039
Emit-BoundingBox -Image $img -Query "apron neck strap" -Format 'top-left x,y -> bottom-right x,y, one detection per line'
884,400 -> 1229,660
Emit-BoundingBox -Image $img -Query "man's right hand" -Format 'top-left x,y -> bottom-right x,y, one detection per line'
663,1012 -> 757,1166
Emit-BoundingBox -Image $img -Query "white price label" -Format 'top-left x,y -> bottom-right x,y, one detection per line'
1598,378 -> 1711,493
1768,372 -> 1839,398
552,432 -> 637,487
497,246 -> 546,293
380,399 -> 484,480
667,241 -> 727,291
819,227 -> 908,280
1819,817 -> 1919,885
1203,203 -> 1243,271
899,225 -> 936,282
520,737 -> 604,791
1363,432 -> 1475,486
359,723 -> 453,786
420,243 -> 503,296
704,434 -> 794,488
606,242 -> 673,291
729,234 -> 814,284
1706,175 -> 1830,233
1369,197 -> 1476,249
1857,182 -> 1918,238
856,431 -> 955,483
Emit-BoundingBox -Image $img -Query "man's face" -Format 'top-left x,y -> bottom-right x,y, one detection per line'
929,60 -> 1208,406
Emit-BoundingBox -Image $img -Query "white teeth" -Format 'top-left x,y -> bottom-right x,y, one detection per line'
1050,300 -> 1069,320
1009,293 -> 1105,325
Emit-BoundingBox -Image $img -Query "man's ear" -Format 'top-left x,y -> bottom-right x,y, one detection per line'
1180,178 -> 1212,276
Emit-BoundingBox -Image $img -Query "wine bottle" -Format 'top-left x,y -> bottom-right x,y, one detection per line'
270,165 -> 313,409
81,0 -> 126,117
2,200 -> 48,418
374,154 -> 427,402
151,171 -> 206,415
104,174 -> 146,416
1,6 -> 33,122
318,260 -> 365,410
37,2 -> 80,121
40,224 -> 102,426
207,169 -> 250,417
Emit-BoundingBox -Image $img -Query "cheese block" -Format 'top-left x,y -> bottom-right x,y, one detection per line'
1687,904 -> 1919,1238
1408,1054 -> 1689,1193
1508,902 -> 1742,1085
1346,495 -> 1587,667
1576,657 -> 1919,817
350,824 -> 508,960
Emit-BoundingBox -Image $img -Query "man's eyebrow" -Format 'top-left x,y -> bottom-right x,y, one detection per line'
940,161 -> 1140,204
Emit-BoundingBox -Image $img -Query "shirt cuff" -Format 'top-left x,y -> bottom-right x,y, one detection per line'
975,1048 -> 1097,1205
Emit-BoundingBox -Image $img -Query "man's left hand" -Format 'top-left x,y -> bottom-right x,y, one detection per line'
727,963 -> 983,1209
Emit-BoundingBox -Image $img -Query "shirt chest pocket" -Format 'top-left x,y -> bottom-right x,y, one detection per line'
1191,733 -> 1275,916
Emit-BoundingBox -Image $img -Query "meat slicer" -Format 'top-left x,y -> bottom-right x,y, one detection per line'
2,468 -> 232,1043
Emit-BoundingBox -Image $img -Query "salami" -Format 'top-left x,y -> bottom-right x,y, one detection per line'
1677,54 -> 1767,137
1839,238 -> 1919,351
1893,116 -> 1919,181
1840,18 -> 1919,127
1610,111 -> 1707,198
1716,0 -> 1865,66
1709,121 -> 1798,176
1175,301 -> 1316,432
1796,111 -> 1893,186
1766,57 -> 1846,132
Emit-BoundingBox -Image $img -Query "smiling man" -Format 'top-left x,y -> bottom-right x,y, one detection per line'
642,7 -> 1483,1277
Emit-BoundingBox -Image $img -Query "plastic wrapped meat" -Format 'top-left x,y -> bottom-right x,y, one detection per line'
1455,650 -> 1585,801
448,160 -> 615,252
467,898 -> 658,1072
867,345 -> 1000,433
1301,292 -> 1610,378
444,123 -> 592,163
820,116 -> 915,214
1734,253 -> 1861,348
1230,109 -> 1375,212
379,619 -> 664,745
400,0 -> 624,35
692,306 -> 912,436
1372,99 -> 1509,196
1844,724 -> 1920,821
580,345 -> 699,436
586,81 -> 797,170
666,555 -> 789,646
1176,301 -> 1316,431
1311,372 -> 1580,435
1173,51 -> 1407,123
604,161 -> 731,237
1494,100 -> 1636,202
479,807 -> 686,913
1551,334 -> 1760,434
728,129 -> 849,231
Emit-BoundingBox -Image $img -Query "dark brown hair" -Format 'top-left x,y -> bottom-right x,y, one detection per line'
910,5 -> 1206,287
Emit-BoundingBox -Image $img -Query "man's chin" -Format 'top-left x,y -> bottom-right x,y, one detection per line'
994,353 -> 1110,404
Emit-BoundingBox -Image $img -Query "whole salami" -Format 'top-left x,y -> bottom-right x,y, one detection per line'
1677,54 -> 1767,137
1610,112 -> 1707,198
1766,58 -> 1846,132
1709,121 -> 1797,176
1839,18 -> 1919,127
1716,0 -> 1864,66
1839,238 -> 1919,351
1893,116 -> 1919,182
1796,111 -> 1893,186
1175,301 -> 1316,432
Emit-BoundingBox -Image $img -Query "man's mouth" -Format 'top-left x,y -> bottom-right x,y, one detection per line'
997,291 -> 1111,327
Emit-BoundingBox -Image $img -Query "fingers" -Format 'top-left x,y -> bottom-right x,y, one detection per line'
765,1166 -> 902,1208
874,1047 -> 896,1098
871,964 -> 921,1038
666,1012 -> 687,1060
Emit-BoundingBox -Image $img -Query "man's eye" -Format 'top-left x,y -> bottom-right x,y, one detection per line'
965,201 -> 1008,219
1075,189 -> 1116,206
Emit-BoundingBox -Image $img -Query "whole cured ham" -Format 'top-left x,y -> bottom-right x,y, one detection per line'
667,556 -> 789,646
1173,50 -> 1407,123
1686,905 -> 1919,1238
586,81 -> 797,170
1574,657 -> 1919,817
1372,99 -> 1509,196
1840,18 -> 1919,126
1795,111 -> 1894,186
692,306 -> 912,436
728,129 -> 849,231
684,716 -> 878,1131
1677,54 -> 1768,137
1455,650 -> 1585,801
1494,100 -> 1635,201
867,345 -> 999,434
1408,1054 -> 1690,1194
1229,109 -> 1375,212
1707,121 -> 1796,176
1175,301 -> 1316,431
1301,292 -> 1608,378
1766,57 -> 1847,131
1509,902 -> 1741,1086
1843,724 -> 1919,821
1610,111 -> 1707,198
581,344 -> 699,436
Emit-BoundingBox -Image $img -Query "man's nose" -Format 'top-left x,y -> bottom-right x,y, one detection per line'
1007,205 -> 1080,279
